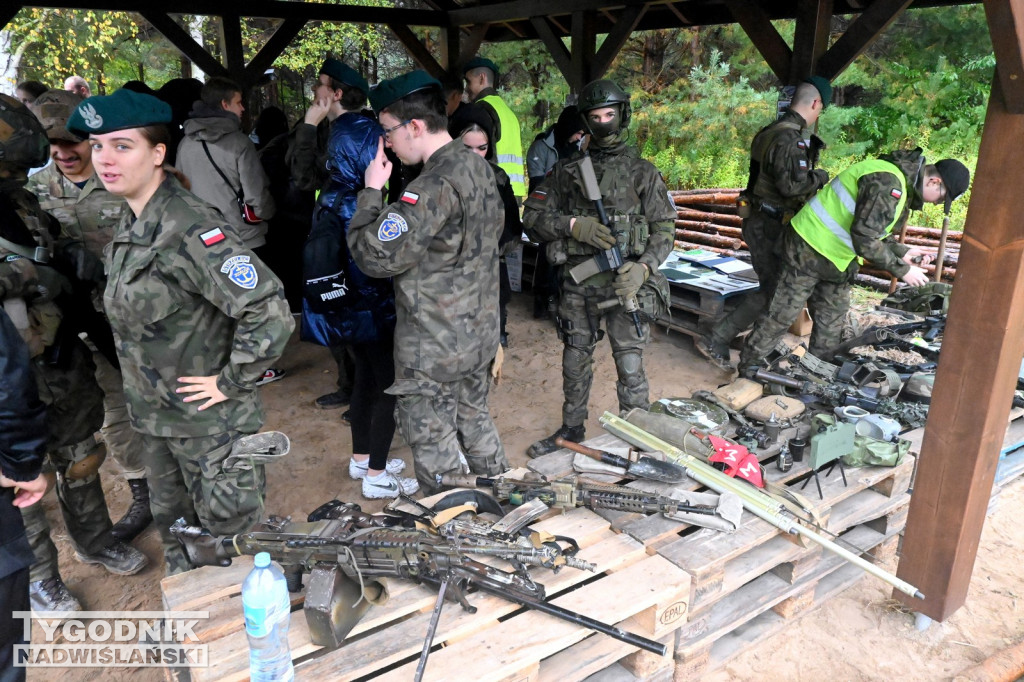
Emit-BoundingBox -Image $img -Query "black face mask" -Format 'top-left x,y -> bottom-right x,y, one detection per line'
587,118 -> 619,140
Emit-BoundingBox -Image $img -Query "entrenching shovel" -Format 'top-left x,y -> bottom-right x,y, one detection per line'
554,437 -> 687,483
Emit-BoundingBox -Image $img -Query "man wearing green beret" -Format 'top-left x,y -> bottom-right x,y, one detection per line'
740,151 -> 970,369
25,88 -> 155,545
463,56 -> 526,200
698,77 -> 832,373
347,71 -> 510,494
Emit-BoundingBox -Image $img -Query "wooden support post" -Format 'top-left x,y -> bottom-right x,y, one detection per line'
441,25 -> 461,71
531,17 -> 575,89
590,5 -> 647,80
570,10 -> 597,89
790,0 -> 833,80
985,0 -> 1024,113
895,69 -> 1024,621
220,14 -> 247,86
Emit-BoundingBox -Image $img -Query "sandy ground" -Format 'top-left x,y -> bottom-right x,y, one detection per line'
25,292 -> 1024,681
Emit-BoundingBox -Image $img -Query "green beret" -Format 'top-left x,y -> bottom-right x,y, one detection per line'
369,70 -> 441,114
67,89 -> 171,138
319,58 -> 370,95
804,75 -> 832,109
463,56 -> 499,81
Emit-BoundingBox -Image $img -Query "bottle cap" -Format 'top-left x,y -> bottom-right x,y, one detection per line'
254,552 -> 270,568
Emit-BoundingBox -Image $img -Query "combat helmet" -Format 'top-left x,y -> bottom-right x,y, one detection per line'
577,79 -> 631,135
0,93 -> 49,171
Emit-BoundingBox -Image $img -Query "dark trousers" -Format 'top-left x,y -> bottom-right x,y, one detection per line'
0,566 -> 29,682
329,343 -> 355,395
348,332 -> 397,471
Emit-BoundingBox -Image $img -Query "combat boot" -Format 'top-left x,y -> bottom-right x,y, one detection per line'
29,577 -> 83,613
527,424 -> 585,459
75,540 -> 148,575
695,337 -> 735,373
110,478 -> 153,543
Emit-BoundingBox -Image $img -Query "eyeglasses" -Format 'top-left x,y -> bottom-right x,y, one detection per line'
382,119 -> 412,141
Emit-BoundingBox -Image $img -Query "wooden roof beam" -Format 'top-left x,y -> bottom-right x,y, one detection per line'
448,0 -> 626,27
816,0 -> 912,80
388,24 -> 446,80
790,0 -> 833,81
723,0 -> 793,82
592,5 -> 648,79
139,11 -> 228,79
983,0 -> 1024,113
246,17 -> 307,82
531,16 -> 574,88
1,5 -> 22,31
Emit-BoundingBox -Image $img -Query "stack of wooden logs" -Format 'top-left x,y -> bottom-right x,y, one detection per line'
670,188 -> 959,291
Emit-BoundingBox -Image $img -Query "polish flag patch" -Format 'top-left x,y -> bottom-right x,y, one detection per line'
400,191 -> 419,205
529,189 -> 547,201
891,188 -> 903,199
200,228 -> 226,247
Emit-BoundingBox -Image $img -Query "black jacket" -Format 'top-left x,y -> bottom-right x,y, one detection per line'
0,308 -> 48,580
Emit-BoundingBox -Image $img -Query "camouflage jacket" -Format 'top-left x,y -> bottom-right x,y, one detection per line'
103,176 -> 294,437
0,185 -> 62,355
348,139 -> 501,383
522,142 -> 676,292
24,164 -> 126,261
783,149 -> 919,283
748,109 -> 826,210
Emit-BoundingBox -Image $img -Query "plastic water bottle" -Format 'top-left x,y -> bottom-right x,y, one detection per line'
242,552 -> 294,681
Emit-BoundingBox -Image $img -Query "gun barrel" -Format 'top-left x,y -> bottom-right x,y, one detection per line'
600,412 -> 924,599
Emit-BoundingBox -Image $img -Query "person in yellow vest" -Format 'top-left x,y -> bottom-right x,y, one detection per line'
463,56 -> 526,200
739,149 -> 970,368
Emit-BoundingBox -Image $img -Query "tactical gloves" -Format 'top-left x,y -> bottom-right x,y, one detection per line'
811,168 -> 830,189
570,216 -> 616,249
613,261 -> 648,300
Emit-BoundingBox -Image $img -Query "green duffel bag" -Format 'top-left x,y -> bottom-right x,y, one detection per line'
842,435 -> 910,468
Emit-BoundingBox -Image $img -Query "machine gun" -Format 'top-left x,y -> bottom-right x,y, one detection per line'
170,502 -> 666,678
752,368 -> 930,428
437,473 -> 743,531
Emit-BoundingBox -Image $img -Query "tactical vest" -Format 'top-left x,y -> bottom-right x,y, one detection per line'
749,119 -> 804,208
562,155 -> 650,286
791,159 -> 908,272
479,94 -> 526,198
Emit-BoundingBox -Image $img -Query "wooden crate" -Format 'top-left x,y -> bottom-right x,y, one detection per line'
160,506 -> 688,682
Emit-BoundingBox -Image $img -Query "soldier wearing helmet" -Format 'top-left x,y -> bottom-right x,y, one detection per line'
522,79 -> 677,458
0,94 -> 148,614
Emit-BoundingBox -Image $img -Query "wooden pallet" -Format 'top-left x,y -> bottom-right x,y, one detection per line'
160,505 -> 689,682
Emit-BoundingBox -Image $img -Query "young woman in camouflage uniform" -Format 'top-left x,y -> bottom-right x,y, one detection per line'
68,90 -> 294,574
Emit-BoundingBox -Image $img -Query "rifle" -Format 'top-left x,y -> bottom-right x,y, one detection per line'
170,502 -> 666,677
439,473 -> 712,515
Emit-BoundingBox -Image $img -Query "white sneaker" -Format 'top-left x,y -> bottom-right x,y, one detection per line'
348,457 -> 407,480
361,473 -> 420,499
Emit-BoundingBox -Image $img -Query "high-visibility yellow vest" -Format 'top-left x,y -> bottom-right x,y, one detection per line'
791,159 -> 908,272
479,94 -> 526,198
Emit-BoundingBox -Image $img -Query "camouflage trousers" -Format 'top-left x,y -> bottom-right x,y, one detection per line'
392,364 -> 509,495
740,265 -> 850,367
90,346 -> 146,479
139,431 -> 266,575
709,213 -> 785,349
558,288 -> 651,427
21,438 -> 115,582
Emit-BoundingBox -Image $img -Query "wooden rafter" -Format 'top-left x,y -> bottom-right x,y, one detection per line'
388,23 -> 446,80
139,11 -> 227,78
592,5 -> 648,79
530,16 -> 573,86
816,0 -> 913,79
723,0 -> 792,81
246,17 -> 307,81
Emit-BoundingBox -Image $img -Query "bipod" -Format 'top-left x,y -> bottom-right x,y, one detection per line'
799,458 -> 848,500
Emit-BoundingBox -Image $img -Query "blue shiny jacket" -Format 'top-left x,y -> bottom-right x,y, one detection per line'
302,112 -> 396,346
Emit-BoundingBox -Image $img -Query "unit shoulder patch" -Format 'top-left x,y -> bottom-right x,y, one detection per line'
220,254 -> 258,290
378,212 -> 409,242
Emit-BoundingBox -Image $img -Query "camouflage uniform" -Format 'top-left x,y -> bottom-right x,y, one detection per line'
103,177 -> 294,573
741,150 -> 920,365
709,109 -> 828,350
348,139 -> 509,493
0,185 -> 113,581
24,165 -> 145,481
522,142 -> 676,427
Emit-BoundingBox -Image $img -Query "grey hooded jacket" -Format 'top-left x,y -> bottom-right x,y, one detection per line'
177,103 -> 275,248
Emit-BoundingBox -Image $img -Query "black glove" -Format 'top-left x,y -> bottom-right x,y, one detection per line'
811,168 -> 830,189
61,241 -> 105,284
